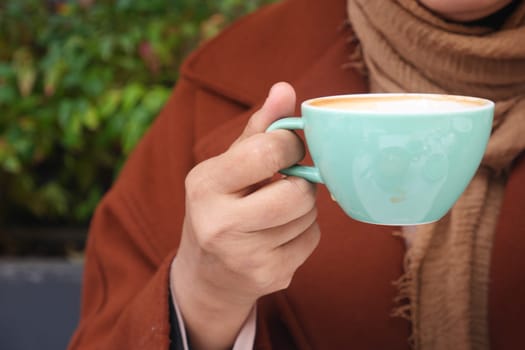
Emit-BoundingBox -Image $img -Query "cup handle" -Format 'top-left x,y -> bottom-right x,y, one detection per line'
266,118 -> 324,184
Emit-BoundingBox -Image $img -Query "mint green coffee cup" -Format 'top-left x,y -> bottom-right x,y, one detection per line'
267,93 -> 494,225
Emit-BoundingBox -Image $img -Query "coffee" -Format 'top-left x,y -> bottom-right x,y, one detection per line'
308,94 -> 488,113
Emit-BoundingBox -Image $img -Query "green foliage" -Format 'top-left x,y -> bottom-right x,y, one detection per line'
0,0 -> 277,226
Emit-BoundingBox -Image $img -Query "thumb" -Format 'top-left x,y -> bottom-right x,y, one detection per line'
235,82 -> 296,144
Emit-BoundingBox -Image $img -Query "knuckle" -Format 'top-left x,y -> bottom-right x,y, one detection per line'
285,177 -> 317,204
225,251 -> 256,272
276,276 -> 293,290
310,207 -> 319,221
248,131 -> 301,175
184,165 -> 211,201
221,243 -> 268,278
271,263 -> 295,291
192,221 -> 218,252
195,220 -> 236,253
250,134 -> 285,174
251,267 -> 277,291
240,252 -> 265,271
250,258 -> 297,293
241,253 -> 277,291
187,213 -> 232,254
256,202 -> 282,224
221,254 -> 242,274
306,224 -> 322,250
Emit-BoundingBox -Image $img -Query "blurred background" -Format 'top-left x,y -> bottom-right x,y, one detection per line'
0,0 -> 275,348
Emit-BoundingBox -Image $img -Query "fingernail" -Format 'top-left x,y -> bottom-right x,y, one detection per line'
269,83 -> 279,96
262,84 -> 278,108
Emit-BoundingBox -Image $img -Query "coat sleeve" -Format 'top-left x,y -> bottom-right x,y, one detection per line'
67,77 -> 198,350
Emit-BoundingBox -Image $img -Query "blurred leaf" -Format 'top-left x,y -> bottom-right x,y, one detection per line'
43,58 -> 66,97
62,111 -> 83,150
13,47 -> 36,97
99,36 -> 114,61
12,137 -> 33,161
0,86 -> 16,105
99,89 -> 122,118
3,154 -> 22,173
142,86 -> 170,112
83,70 -> 107,96
122,107 -> 151,154
0,63 -> 14,79
58,100 -> 74,129
201,14 -> 227,41
33,182 -> 70,217
122,83 -> 145,111
82,105 -> 100,130
74,187 -> 102,221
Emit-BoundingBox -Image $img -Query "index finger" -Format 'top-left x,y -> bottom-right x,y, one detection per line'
203,129 -> 305,194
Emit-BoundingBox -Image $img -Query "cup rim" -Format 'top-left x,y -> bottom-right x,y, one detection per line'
303,93 -> 494,115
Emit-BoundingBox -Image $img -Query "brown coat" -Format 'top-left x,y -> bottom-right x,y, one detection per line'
68,0 -> 525,348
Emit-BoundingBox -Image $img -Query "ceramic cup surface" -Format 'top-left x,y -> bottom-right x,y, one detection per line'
267,93 -> 494,225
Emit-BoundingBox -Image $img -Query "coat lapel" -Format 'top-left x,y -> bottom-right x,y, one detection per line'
180,0 -> 356,107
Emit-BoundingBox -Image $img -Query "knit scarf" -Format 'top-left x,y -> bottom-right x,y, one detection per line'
346,1 -> 525,349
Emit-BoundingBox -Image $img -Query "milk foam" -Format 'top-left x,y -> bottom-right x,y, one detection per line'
312,95 -> 486,113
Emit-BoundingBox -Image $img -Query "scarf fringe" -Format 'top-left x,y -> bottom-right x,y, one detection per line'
342,23 -> 368,76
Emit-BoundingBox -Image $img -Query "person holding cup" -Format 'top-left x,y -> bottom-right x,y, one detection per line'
68,1 -> 525,350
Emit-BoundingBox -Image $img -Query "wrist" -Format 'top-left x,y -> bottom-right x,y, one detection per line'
171,253 -> 255,314
173,232 -> 257,309
170,247 -> 255,349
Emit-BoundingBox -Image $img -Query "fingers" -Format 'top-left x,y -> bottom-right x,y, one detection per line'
235,176 -> 316,231
203,129 -> 305,194
276,221 -> 321,274
248,220 -> 321,294
234,82 -> 296,145
251,207 -> 318,248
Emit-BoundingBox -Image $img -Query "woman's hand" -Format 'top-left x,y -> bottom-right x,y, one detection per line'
170,82 -> 321,350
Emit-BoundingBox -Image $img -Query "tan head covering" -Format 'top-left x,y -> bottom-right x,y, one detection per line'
347,1 -> 525,348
